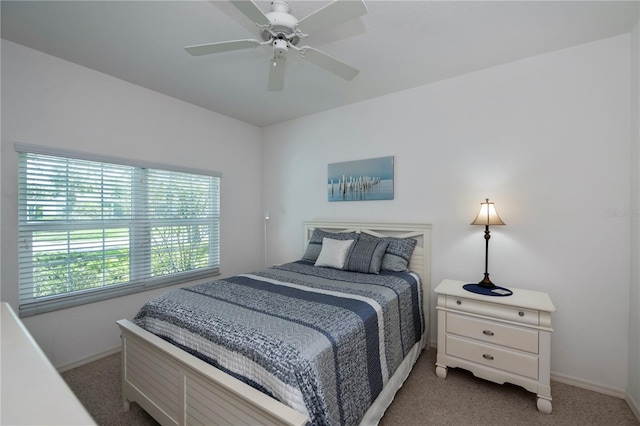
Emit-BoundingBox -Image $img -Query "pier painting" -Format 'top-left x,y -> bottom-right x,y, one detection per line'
328,156 -> 394,202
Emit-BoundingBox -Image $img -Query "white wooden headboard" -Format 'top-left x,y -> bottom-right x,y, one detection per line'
303,221 -> 432,345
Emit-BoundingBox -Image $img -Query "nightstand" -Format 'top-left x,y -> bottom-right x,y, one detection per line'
434,279 -> 556,413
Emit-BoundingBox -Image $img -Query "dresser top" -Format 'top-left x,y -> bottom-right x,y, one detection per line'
435,279 -> 556,312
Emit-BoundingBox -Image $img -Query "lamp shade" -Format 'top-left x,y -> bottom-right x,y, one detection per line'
471,199 -> 505,226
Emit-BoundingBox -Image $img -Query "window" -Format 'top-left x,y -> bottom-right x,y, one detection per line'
16,144 -> 221,316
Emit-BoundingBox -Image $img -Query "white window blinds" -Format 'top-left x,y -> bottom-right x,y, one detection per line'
16,144 -> 221,316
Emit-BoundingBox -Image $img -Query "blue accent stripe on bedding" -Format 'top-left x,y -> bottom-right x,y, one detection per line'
181,284 -> 347,425
224,274 -> 384,397
382,271 -> 423,344
286,262 -> 422,355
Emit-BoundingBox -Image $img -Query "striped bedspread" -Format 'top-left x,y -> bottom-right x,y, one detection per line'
133,261 -> 424,426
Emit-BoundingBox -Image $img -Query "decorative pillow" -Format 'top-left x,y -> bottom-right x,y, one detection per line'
314,238 -> 356,269
361,234 -> 418,272
302,229 -> 359,262
345,238 -> 390,274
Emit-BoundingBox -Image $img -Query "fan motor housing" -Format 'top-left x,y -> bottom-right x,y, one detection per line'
262,1 -> 299,46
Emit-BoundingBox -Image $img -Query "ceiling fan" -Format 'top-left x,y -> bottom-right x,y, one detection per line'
185,0 -> 367,91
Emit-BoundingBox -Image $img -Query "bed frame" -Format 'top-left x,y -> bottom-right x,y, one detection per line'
117,221 -> 431,426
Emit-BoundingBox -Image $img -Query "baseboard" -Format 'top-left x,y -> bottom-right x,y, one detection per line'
548,371 -> 627,399
626,391 -> 640,422
56,346 -> 121,373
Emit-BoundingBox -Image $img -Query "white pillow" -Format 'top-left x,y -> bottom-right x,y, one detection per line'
314,237 -> 355,269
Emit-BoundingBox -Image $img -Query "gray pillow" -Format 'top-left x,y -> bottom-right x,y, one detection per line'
345,238 -> 390,274
302,229 -> 359,262
361,234 -> 417,272
314,238 -> 356,269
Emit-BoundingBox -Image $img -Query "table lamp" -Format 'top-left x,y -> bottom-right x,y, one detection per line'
471,198 -> 505,289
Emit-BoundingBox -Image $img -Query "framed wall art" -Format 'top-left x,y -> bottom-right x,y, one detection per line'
328,156 -> 394,202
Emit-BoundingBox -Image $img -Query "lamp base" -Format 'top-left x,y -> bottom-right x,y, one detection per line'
463,283 -> 513,297
477,273 -> 496,289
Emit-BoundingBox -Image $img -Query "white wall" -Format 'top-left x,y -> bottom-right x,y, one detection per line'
628,19 -> 640,416
0,40 -> 264,369
262,35 -> 632,392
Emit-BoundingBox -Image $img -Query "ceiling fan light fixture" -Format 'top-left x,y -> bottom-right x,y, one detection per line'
273,39 -> 289,57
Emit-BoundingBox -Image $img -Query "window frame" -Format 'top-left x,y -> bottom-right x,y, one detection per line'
15,143 -> 222,317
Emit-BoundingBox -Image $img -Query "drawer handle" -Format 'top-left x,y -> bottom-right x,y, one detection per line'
482,330 -> 494,336
456,300 -> 462,305
482,354 -> 494,360
519,311 -> 525,317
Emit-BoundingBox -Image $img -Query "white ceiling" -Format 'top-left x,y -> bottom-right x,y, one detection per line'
2,1 -> 639,127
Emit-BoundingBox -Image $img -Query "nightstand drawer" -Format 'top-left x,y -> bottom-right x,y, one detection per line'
446,335 -> 539,380
446,312 -> 539,353
445,296 -> 539,325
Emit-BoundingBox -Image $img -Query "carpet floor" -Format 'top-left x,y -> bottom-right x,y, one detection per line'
62,347 -> 639,425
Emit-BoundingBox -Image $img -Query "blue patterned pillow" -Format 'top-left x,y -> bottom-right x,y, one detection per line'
345,238 -> 390,274
302,229 -> 359,262
361,234 -> 417,272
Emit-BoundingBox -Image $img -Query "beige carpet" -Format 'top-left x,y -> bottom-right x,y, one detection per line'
62,347 -> 639,425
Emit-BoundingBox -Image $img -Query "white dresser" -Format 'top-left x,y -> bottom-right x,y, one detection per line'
1,303 -> 96,425
434,279 -> 556,413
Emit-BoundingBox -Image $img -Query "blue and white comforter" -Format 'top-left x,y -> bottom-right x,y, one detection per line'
133,261 -> 424,426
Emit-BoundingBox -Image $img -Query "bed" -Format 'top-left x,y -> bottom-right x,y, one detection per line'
117,221 -> 431,426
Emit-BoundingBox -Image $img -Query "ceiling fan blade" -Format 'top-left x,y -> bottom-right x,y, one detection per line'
229,0 -> 270,26
185,39 -> 260,56
268,57 -> 286,91
300,47 -> 359,81
297,0 -> 367,35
